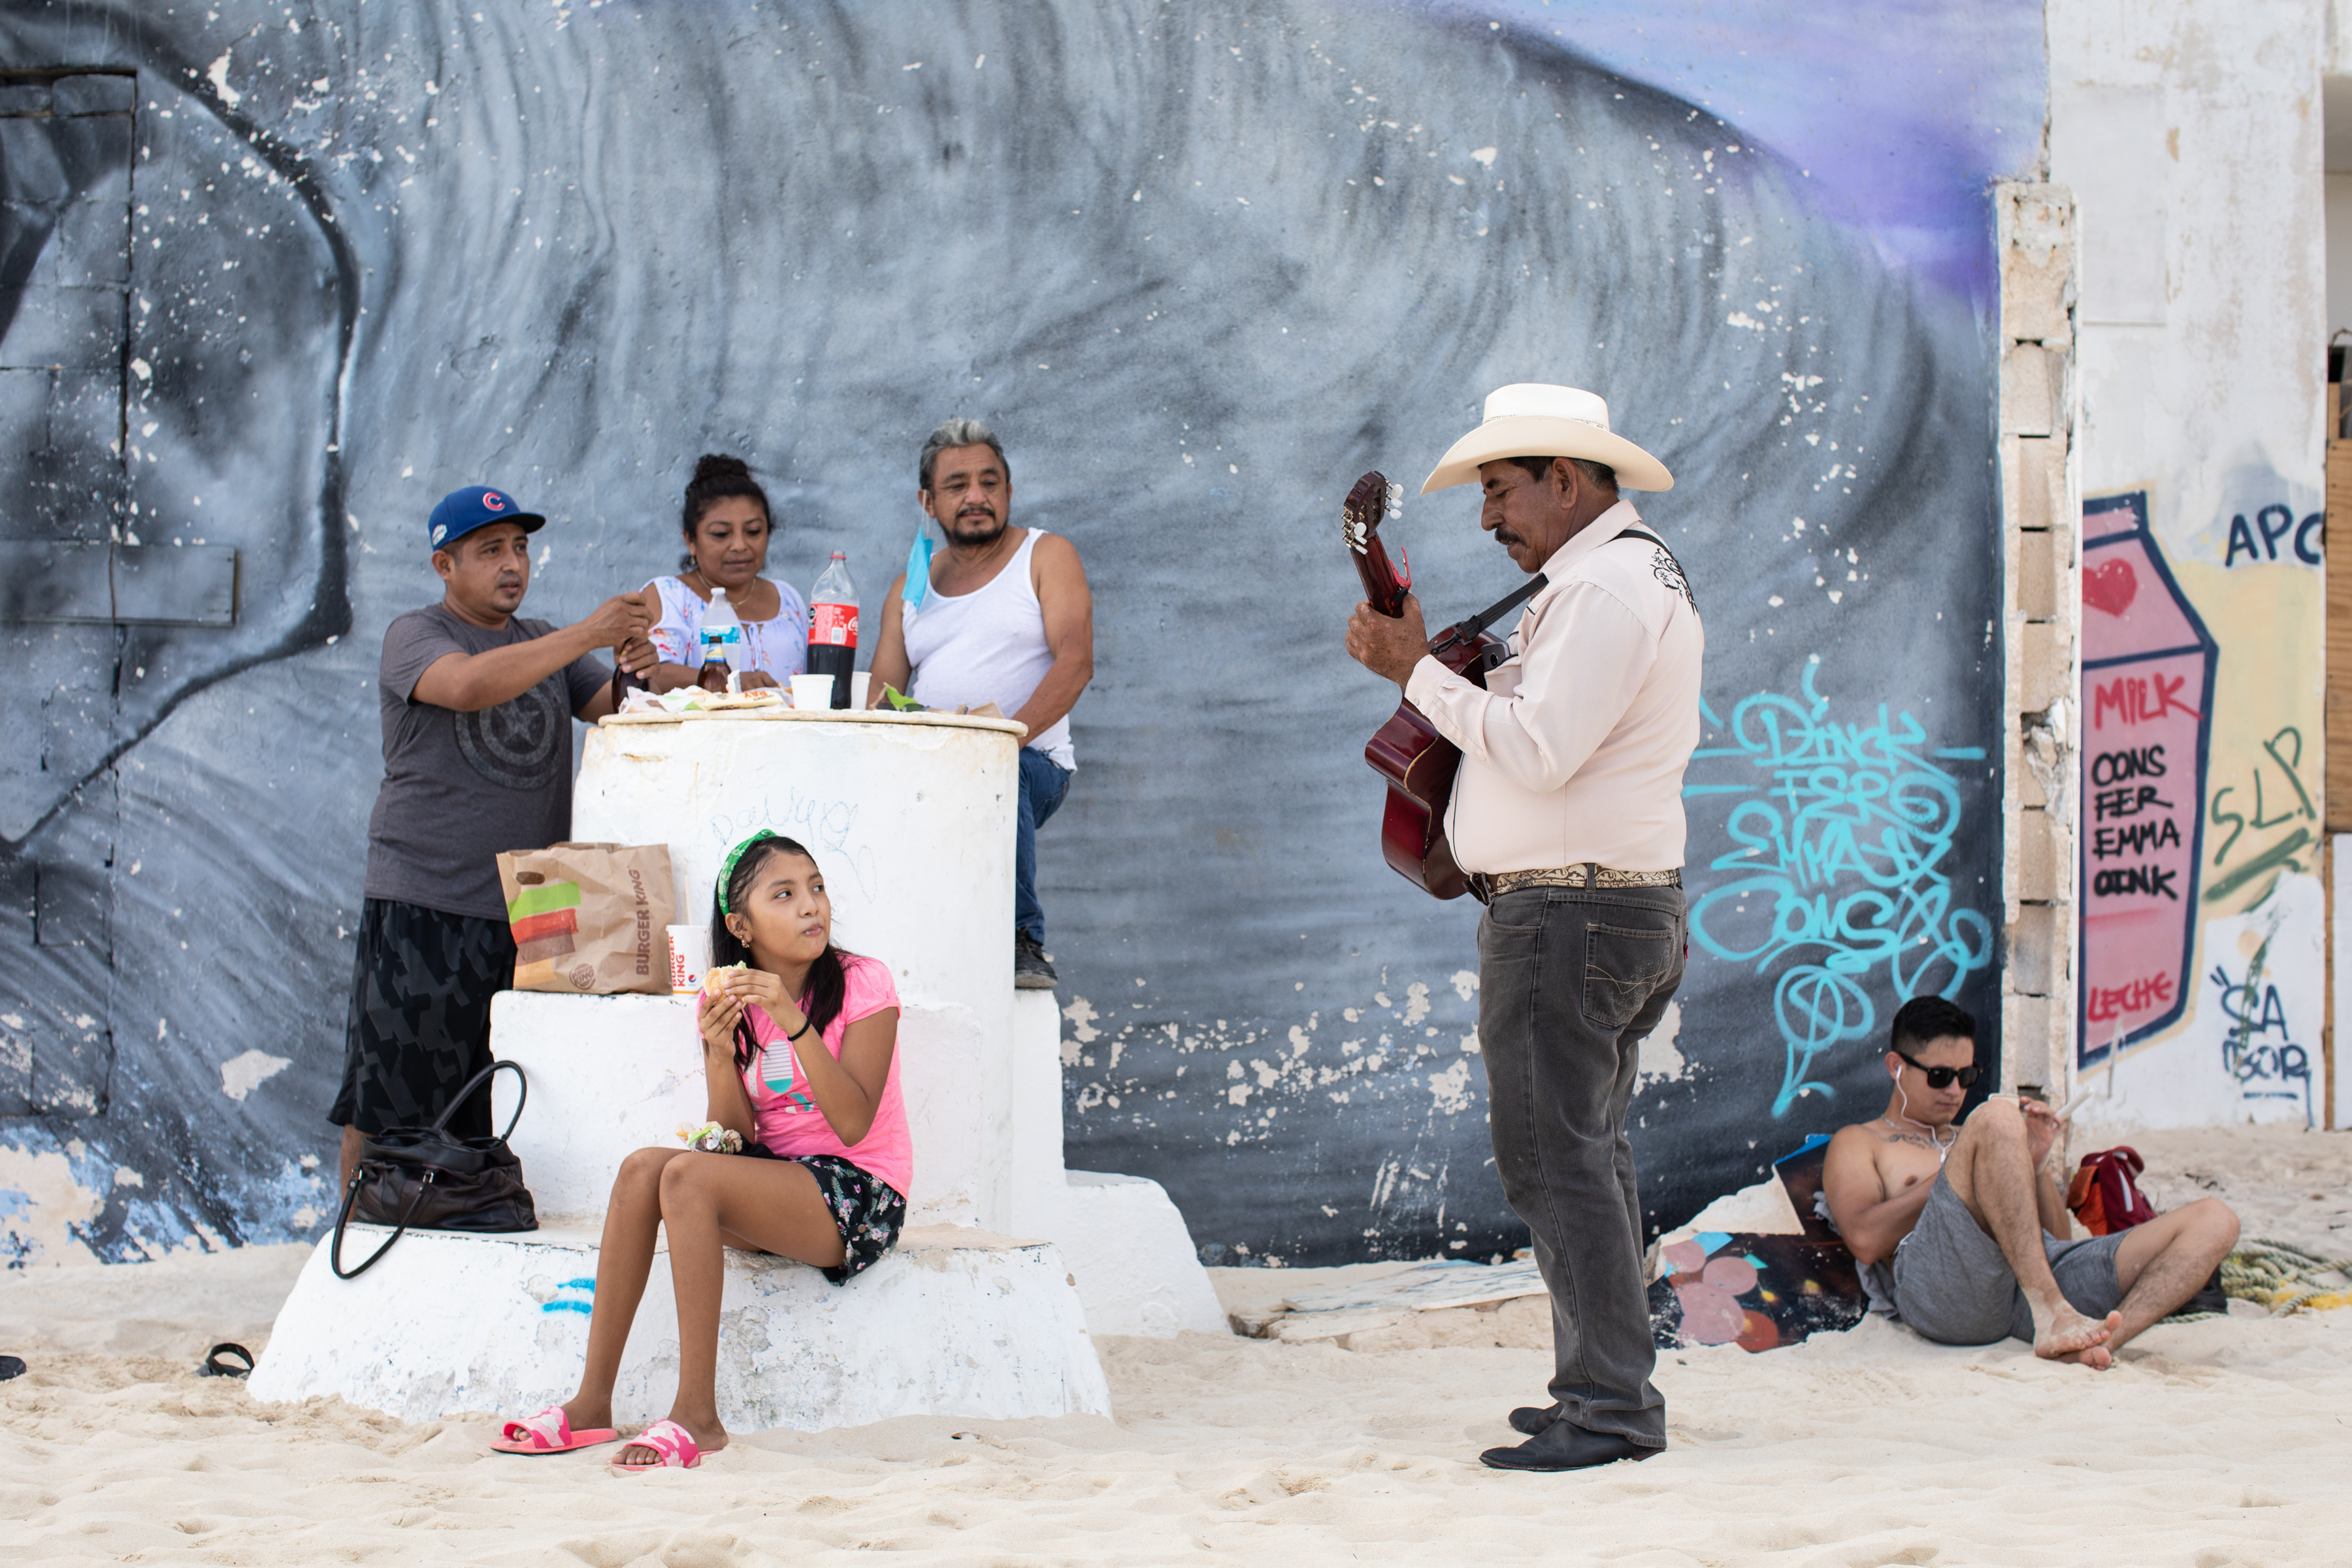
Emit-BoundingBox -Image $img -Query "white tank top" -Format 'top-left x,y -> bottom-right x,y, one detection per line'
904,528 -> 1075,769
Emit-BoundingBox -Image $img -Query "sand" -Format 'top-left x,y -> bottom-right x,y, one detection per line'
3,1125 -> 2349,1566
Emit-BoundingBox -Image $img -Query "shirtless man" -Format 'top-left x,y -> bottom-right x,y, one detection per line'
1821,996 -> 2238,1368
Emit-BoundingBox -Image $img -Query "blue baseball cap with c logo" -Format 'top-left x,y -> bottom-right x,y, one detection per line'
427,485 -> 548,553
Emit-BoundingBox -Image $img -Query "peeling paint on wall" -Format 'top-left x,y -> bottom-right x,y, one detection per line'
1635,1002 -> 1688,1090
219,1050 -> 290,1103
0,1143 -> 107,1268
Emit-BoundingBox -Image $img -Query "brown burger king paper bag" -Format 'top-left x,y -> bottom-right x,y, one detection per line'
497,842 -> 674,994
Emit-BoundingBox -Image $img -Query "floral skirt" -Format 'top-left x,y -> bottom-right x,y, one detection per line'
736,1146 -> 905,1284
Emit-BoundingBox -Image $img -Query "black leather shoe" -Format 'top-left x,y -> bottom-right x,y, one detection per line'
1013,933 -> 1058,990
1509,1403 -> 1560,1436
1479,1420 -> 1660,1472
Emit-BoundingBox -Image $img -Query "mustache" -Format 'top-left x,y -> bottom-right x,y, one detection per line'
1494,527 -> 1526,549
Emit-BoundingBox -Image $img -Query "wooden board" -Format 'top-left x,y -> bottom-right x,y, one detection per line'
1277,1258 -> 1546,1317
2327,440 -> 2352,832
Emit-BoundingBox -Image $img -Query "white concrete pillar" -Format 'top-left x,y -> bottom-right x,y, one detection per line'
571,710 -> 1024,1228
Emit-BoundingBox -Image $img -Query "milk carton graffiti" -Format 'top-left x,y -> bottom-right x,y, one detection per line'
2078,491 -> 2217,1063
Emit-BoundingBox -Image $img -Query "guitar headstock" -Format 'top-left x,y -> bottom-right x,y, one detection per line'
1342,470 -> 1404,556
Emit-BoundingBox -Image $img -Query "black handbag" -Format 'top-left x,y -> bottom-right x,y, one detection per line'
331,1059 -> 539,1279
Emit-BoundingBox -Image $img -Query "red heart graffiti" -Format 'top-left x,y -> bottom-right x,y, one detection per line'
2082,557 -> 2137,617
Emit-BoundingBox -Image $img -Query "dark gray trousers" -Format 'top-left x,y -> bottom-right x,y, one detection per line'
1477,882 -> 1687,1449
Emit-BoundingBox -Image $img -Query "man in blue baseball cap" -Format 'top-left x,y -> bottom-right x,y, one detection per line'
330,485 -> 657,1184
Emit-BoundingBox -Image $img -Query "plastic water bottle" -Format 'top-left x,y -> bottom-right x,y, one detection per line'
807,553 -> 858,709
698,585 -> 743,686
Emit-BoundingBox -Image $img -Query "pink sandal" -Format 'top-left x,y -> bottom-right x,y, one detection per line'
491,1405 -> 619,1454
612,1417 -> 703,1472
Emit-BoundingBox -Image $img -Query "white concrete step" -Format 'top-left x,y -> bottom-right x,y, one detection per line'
249,1222 -> 1112,1431
489,989 -> 1228,1340
1053,1171 -> 1230,1337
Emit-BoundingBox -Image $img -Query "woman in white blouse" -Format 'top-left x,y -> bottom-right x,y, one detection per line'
630,454 -> 810,691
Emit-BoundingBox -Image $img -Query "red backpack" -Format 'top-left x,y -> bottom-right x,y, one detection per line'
2066,1146 -> 2159,1235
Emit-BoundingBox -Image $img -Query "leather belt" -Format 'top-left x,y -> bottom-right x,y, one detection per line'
1468,865 -> 1682,904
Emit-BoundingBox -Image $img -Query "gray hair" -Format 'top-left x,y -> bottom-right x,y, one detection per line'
1507,454 -> 1617,492
919,417 -> 1009,491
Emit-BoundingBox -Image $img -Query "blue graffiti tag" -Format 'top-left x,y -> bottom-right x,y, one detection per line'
1686,656 -> 1995,1115
543,1276 -> 595,1315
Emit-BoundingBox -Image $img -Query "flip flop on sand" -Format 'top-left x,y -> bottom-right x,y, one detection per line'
610,1418 -> 702,1472
492,1405 -> 619,1455
198,1343 -> 253,1379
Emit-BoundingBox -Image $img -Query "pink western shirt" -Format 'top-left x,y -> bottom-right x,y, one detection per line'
1402,500 -> 1705,875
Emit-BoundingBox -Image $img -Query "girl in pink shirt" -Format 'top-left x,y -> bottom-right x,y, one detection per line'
497,830 -> 906,1472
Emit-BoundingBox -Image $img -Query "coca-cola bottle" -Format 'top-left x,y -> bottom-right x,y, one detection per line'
808,553 -> 858,709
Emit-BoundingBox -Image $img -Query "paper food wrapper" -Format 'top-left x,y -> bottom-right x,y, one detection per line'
618,686 -> 785,715
497,841 -> 676,994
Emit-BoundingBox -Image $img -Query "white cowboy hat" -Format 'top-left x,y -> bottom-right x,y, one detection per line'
1420,383 -> 1674,495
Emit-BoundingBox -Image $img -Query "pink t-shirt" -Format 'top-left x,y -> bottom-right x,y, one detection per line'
739,954 -> 909,1197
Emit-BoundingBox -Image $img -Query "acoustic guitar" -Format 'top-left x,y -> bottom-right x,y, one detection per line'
1343,471 -> 1544,900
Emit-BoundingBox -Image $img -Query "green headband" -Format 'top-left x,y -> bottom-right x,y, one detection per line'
715,830 -> 783,914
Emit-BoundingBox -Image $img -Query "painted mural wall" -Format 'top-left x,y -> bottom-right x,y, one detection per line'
2076,487 -> 2327,1127
2053,0 -> 2335,1133
0,1 -> 2041,1267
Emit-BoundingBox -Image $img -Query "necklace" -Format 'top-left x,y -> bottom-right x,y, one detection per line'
1881,1113 -> 1955,1162
687,567 -> 768,613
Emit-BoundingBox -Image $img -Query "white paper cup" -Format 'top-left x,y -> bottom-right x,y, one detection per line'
790,674 -> 834,711
668,924 -> 711,996
847,671 -> 872,709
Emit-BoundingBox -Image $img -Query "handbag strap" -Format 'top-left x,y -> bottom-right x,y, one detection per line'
329,1163 -> 434,1281
430,1058 -> 529,1142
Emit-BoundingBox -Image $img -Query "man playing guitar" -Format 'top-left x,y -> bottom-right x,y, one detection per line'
1345,384 -> 1703,1472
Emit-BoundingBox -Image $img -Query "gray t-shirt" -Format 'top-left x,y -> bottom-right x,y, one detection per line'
363,604 -> 609,920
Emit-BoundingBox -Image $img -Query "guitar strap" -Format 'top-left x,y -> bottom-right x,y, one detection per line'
1616,527 -> 1698,612
1444,526 -> 1695,648
1450,573 -> 1546,641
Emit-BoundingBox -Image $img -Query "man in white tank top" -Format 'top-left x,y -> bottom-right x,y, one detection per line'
869,419 -> 1096,989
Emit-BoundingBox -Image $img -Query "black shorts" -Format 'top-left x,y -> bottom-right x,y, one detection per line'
732,1147 -> 907,1284
329,896 -> 515,1138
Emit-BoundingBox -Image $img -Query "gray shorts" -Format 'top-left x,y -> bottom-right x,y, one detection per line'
1890,1173 -> 2128,1345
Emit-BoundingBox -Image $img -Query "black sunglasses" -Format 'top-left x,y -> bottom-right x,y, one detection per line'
1895,1051 -> 1983,1090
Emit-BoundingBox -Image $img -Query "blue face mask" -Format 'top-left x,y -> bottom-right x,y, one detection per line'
901,525 -> 935,618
